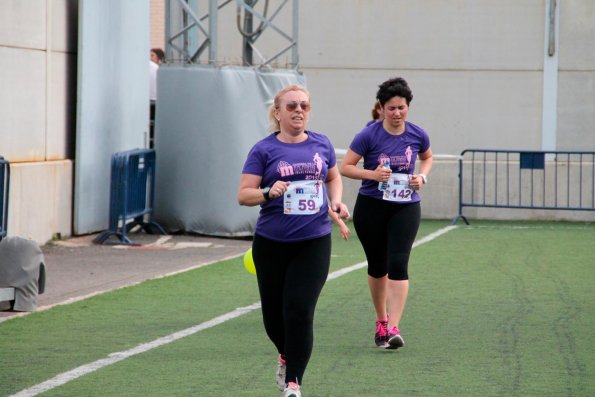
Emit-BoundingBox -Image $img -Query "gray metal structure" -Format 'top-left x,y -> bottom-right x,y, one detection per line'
155,1 -> 304,236
164,0 -> 298,67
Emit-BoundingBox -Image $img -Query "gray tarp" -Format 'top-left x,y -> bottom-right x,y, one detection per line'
0,237 -> 46,311
153,66 -> 306,236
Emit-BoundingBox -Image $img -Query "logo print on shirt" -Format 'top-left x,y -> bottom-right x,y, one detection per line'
378,154 -> 391,167
276,153 -> 324,180
277,161 -> 294,177
313,153 -> 323,180
378,147 -> 413,172
405,146 -> 412,165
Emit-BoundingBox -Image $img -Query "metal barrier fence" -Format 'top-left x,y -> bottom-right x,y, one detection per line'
452,149 -> 595,224
0,156 -> 9,241
94,149 -> 165,245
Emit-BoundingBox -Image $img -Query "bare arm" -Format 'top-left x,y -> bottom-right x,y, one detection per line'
328,207 -> 351,240
325,166 -> 350,218
409,148 -> 433,190
417,148 -> 433,176
237,174 -> 289,206
340,149 -> 391,183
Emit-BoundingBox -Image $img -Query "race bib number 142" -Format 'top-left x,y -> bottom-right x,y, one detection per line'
382,173 -> 413,202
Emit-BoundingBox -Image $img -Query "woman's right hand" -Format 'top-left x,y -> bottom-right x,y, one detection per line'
269,181 -> 291,200
374,164 -> 392,182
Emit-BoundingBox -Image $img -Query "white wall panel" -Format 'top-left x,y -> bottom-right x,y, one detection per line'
7,161 -> 73,244
298,0 -> 544,70
557,72 -> 595,151
305,68 -> 543,156
0,47 -> 46,162
0,0 -> 46,49
559,0 -> 595,71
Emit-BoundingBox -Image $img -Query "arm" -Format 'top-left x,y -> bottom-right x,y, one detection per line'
409,148 -> 433,190
340,149 -> 391,183
325,166 -> 350,218
328,207 -> 351,240
237,174 -> 267,207
237,174 -> 289,206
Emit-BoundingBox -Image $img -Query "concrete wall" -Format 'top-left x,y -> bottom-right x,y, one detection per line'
0,0 -> 78,243
557,0 -> 595,150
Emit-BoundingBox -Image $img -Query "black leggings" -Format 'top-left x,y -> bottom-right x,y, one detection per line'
252,234 -> 331,386
353,194 -> 421,280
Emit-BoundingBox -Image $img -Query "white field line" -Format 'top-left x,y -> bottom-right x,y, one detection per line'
11,225 -> 457,397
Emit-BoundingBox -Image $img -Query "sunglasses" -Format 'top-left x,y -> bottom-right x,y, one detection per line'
282,101 -> 311,112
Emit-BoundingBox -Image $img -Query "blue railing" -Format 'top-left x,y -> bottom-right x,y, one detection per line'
0,156 -> 9,241
94,149 -> 165,245
452,149 -> 595,224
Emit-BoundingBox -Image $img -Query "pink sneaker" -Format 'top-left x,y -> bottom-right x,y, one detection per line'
282,381 -> 301,397
386,326 -> 404,350
374,320 -> 388,347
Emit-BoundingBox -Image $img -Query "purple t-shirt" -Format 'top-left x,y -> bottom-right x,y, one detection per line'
242,131 -> 336,242
349,121 -> 430,202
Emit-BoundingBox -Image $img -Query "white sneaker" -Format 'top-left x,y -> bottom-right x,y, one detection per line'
276,355 -> 286,391
282,382 -> 301,397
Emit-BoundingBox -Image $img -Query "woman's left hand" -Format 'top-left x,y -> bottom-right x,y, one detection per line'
331,202 -> 350,219
409,174 -> 425,190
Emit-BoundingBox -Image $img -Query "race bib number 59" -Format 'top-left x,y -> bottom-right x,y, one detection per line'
284,180 -> 323,215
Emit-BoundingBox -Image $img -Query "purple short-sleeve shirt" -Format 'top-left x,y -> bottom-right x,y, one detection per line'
242,131 -> 336,242
349,121 -> 430,202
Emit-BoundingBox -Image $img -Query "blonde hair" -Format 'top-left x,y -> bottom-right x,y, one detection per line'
267,85 -> 311,132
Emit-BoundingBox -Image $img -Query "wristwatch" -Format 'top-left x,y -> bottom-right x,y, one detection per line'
262,187 -> 272,201
418,174 -> 427,184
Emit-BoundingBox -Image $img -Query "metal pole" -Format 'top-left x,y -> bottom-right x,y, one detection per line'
242,0 -> 255,66
292,0 -> 298,67
209,0 -> 218,63
165,0 -> 172,60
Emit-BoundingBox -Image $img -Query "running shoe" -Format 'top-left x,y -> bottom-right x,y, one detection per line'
386,326 -> 405,350
276,354 -> 286,391
374,320 -> 388,347
282,382 -> 301,397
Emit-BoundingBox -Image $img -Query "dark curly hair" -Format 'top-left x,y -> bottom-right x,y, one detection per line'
376,77 -> 413,106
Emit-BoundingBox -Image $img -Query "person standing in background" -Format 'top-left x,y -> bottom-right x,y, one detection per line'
149,48 -> 164,148
149,48 -> 164,101
150,48 -> 165,65
340,77 -> 433,350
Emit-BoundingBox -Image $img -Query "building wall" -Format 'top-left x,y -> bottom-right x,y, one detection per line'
150,0 -> 165,50
557,0 -> 595,150
0,0 -> 78,243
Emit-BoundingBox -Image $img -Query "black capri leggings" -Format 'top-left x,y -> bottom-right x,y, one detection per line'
252,233 -> 331,386
353,194 -> 421,280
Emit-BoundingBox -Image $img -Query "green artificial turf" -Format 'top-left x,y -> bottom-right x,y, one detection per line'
1,220 -> 593,397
